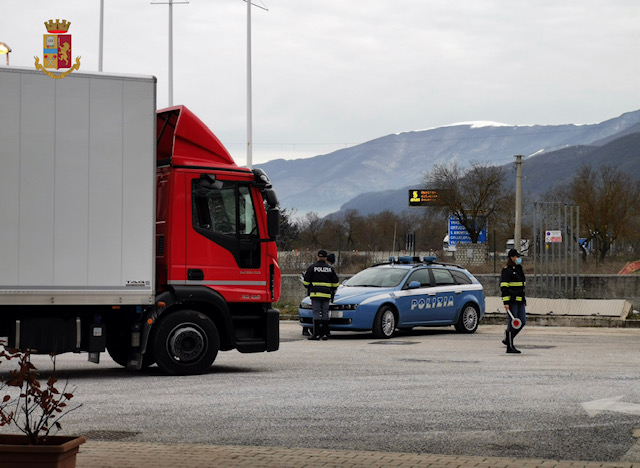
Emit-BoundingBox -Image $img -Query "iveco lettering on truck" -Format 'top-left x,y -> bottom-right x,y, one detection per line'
0,67 -> 281,375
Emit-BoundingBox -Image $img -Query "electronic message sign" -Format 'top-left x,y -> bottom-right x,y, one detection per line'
408,189 -> 446,207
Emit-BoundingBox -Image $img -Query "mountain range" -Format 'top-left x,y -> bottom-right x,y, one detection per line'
256,110 -> 640,217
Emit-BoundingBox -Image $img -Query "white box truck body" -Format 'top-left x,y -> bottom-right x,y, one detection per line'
0,66 -> 155,306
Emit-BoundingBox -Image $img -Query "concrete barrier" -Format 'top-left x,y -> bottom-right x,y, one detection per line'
484,297 -> 631,318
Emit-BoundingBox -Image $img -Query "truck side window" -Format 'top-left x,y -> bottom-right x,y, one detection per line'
192,181 -> 257,237
191,179 -> 261,268
206,187 -> 236,234
238,186 -> 258,236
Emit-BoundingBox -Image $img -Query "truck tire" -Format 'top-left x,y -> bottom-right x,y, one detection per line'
106,343 -> 129,368
153,309 -> 220,376
106,323 -> 155,369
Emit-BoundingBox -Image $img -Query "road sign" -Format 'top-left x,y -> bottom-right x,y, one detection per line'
408,189 -> 447,207
545,230 -> 562,243
448,216 -> 487,245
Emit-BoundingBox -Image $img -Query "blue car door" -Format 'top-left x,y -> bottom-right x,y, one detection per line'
428,268 -> 459,324
398,268 -> 435,325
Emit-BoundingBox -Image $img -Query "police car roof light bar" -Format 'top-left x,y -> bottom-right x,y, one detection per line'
388,256 -> 419,264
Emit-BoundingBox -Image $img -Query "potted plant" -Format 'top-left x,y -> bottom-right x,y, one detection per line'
0,345 -> 84,468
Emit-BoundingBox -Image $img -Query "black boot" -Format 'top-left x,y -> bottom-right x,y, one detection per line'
321,320 -> 330,340
302,326 -> 310,336
502,330 -> 507,346
506,330 -> 521,354
308,320 -> 320,340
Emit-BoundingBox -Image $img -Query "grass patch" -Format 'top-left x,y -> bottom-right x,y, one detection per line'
275,301 -> 299,319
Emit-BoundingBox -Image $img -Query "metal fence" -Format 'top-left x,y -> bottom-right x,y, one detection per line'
531,202 -> 581,299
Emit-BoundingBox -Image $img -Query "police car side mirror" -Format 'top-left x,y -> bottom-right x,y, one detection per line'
408,281 -> 421,289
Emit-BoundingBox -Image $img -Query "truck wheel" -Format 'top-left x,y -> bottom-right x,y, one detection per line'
153,309 -> 219,375
106,343 -> 129,368
106,323 -> 155,369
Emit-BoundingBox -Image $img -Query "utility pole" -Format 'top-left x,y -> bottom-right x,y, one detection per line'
152,0 -> 189,106
243,0 -> 268,169
99,0 -> 104,71
246,0 -> 253,168
514,155 -> 523,253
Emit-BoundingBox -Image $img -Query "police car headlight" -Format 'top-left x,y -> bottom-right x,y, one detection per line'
340,304 -> 358,310
299,302 -> 312,309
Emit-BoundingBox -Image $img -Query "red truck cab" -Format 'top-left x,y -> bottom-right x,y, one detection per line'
147,106 -> 280,374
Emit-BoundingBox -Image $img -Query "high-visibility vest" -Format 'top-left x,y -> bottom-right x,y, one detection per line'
500,265 -> 526,304
303,261 -> 339,299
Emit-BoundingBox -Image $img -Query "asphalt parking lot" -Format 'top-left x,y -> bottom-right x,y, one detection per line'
16,322 -> 640,465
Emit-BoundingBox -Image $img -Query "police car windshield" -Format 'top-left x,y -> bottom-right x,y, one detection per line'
344,267 -> 407,288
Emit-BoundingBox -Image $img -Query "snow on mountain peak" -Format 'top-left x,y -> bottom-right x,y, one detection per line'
396,121 -> 516,135
459,121 -> 512,128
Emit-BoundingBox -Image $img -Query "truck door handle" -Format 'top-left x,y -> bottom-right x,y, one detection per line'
188,269 -> 204,281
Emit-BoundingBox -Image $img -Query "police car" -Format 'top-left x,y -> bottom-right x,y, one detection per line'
299,256 -> 485,338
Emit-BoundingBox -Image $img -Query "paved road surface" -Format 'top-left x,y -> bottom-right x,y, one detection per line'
15,323 -> 640,464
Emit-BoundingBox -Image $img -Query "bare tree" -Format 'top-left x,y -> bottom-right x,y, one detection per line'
424,162 -> 513,243
275,207 -> 300,250
297,212 -> 325,249
566,165 -> 640,262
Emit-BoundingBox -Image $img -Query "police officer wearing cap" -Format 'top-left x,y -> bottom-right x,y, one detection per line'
303,250 -> 339,340
500,248 -> 527,353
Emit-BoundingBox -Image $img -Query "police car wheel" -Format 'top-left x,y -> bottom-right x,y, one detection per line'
455,303 -> 479,334
372,306 -> 396,339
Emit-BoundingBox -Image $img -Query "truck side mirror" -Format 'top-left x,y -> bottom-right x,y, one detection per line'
267,208 -> 280,240
263,188 -> 278,209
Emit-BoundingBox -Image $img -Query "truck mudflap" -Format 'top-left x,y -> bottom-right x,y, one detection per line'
234,307 -> 280,353
266,307 -> 280,352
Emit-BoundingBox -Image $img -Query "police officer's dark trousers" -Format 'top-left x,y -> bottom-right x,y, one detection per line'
505,302 -> 526,353
309,298 -> 330,340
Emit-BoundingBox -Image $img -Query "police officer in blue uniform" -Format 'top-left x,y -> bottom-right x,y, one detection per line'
501,248 -> 527,353
303,250 -> 339,340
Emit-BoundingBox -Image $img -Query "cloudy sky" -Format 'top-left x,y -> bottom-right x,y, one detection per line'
2,0 -> 639,165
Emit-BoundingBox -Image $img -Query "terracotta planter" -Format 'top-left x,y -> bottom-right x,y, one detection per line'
0,434 -> 86,468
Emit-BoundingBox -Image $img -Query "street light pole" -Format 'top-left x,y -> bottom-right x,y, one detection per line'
168,0 -> 174,106
152,0 -> 188,107
99,0 -> 104,71
246,0 -> 252,168
243,0 -> 268,169
514,155 -> 523,253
